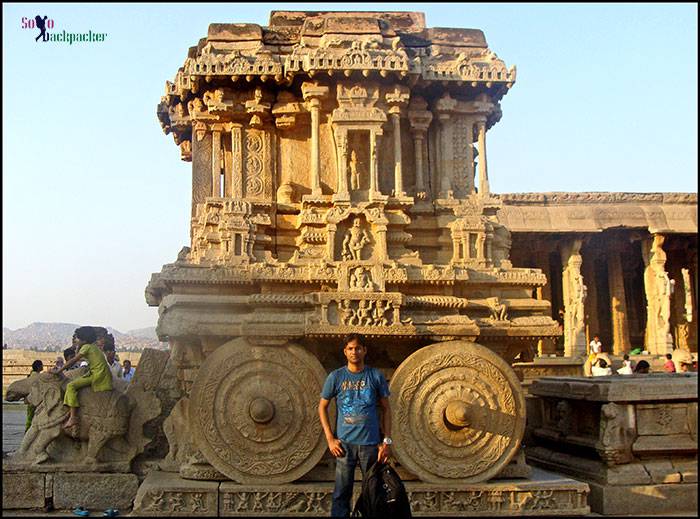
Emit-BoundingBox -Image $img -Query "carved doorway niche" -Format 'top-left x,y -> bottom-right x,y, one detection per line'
347,130 -> 371,199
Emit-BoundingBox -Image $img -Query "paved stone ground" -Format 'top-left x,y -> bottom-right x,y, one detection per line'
3,402 -> 25,457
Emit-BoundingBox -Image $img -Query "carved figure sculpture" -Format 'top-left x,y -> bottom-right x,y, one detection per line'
349,150 -> 360,191
374,300 -> 390,326
486,297 -> 508,321
357,299 -> 374,326
342,218 -> 370,261
5,373 -> 130,464
349,267 -> 373,291
339,299 -> 356,326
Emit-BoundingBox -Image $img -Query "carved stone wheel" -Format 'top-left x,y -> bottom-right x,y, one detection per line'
390,341 -> 525,483
189,338 -> 328,484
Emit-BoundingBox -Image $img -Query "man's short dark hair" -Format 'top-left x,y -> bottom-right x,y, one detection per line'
63,347 -> 76,361
74,326 -> 97,344
124,359 -> 131,366
666,353 -> 673,359
103,333 -> 115,350
31,360 -> 43,372
343,333 -> 366,348
93,326 -> 109,339
597,358 -> 608,369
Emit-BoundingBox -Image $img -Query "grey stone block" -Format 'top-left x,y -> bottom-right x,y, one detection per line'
53,472 -> 139,510
2,472 -> 45,509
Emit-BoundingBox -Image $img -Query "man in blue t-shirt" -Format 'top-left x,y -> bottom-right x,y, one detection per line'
319,333 -> 392,518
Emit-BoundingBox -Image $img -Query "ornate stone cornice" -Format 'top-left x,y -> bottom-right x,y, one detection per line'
499,192 -> 698,205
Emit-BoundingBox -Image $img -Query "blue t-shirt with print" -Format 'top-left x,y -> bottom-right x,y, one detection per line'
321,366 -> 390,446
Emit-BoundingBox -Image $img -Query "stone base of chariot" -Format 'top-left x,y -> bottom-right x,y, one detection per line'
132,467 -> 589,516
525,373 -> 698,516
2,471 -> 139,511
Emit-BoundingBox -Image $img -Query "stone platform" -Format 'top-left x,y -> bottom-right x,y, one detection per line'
526,373 -> 698,516
131,468 -> 589,516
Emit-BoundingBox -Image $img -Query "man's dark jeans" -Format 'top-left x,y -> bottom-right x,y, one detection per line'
331,441 -> 378,517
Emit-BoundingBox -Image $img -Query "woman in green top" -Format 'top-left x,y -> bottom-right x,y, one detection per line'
54,326 -> 113,429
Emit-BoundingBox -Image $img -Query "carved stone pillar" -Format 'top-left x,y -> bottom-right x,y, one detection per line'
369,130 -> 382,199
436,94 -> 457,198
301,82 -> 329,198
408,98 -> 432,194
390,110 -> 404,196
476,119 -> 490,195
466,119 -> 475,194
608,247 -> 631,354
212,129 -> 222,197
561,239 -> 587,357
230,124 -> 243,199
642,234 -> 673,355
386,86 -> 410,198
191,126 -> 212,220
438,114 -> 453,197
334,129 -> 350,200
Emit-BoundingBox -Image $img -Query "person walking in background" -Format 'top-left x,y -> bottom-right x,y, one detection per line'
663,353 -> 676,373
25,360 -> 44,431
122,359 -> 135,383
53,326 -> 112,430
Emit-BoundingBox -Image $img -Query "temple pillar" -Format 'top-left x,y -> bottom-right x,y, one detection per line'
580,248 -> 600,348
436,93 -> 457,198
476,119 -> 490,195
301,82 -> 329,198
191,126 -> 212,220
386,86 -> 410,198
561,238 -> 587,357
608,247 -> 631,354
333,129 -> 350,200
369,130 -> 382,200
211,129 -> 221,196
642,234 -> 673,355
408,98 -> 432,194
390,111 -> 404,196
230,124 -> 243,199
466,119 -> 475,194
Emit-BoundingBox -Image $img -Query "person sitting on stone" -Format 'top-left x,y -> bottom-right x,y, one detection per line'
588,334 -> 602,365
102,337 -> 123,380
122,359 -> 135,383
616,354 -> 633,375
633,360 -> 650,374
53,326 -> 113,430
25,360 -> 44,431
663,353 -> 676,373
591,357 -> 612,376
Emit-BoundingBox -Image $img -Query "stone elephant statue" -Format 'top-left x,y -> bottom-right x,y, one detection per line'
5,372 -> 131,465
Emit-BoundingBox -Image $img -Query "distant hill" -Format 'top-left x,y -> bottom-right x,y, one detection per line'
2,322 -> 166,352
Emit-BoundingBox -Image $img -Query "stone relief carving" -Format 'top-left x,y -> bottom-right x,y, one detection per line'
5,349 -> 167,469
341,217 -> 371,261
597,402 -> 634,465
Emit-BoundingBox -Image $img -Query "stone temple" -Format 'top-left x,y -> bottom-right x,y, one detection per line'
4,10 -> 696,517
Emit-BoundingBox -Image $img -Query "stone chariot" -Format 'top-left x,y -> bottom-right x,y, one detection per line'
144,11 -> 576,513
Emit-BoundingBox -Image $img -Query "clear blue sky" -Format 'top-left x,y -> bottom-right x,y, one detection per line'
3,3 -> 697,332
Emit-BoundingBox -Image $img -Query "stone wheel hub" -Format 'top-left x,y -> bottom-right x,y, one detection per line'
389,341 -> 526,483
189,338 -> 328,484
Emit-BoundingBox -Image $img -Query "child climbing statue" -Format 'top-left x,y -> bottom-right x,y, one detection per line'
53,326 -> 113,430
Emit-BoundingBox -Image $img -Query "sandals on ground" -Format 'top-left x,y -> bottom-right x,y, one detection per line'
72,506 -> 89,517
